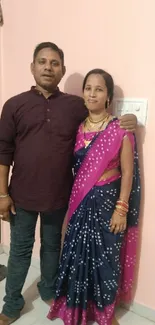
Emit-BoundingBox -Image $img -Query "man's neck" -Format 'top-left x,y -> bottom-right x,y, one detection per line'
35,85 -> 57,98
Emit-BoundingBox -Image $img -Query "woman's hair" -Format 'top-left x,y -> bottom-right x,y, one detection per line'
82,69 -> 114,106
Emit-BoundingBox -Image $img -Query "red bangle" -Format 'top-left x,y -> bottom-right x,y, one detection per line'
116,205 -> 128,213
115,209 -> 127,217
117,200 -> 129,209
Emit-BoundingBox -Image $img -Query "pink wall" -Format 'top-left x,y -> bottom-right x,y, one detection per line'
0,27 -> 3,105
0,0 -> 155,310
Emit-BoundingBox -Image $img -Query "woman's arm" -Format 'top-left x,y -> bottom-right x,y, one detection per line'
110,134 -> 134,234
119,134 -> 134,202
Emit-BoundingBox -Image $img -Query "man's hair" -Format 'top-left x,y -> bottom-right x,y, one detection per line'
33,42 -> 64,65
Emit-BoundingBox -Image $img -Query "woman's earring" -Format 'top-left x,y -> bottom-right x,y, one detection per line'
107,99 -> 110,109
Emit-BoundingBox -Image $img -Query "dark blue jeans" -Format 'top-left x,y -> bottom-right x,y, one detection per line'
2,206 -> 67,318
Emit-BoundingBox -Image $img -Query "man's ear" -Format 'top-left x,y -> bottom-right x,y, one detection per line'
30,62 -> 34,76
62,65 -> 66,76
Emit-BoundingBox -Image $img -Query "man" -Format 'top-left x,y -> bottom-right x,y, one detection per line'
0,42 -> 137,325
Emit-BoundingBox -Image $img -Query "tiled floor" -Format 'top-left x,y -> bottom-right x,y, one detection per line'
0,253 -> 154,325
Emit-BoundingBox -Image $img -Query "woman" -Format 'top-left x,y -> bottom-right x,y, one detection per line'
47,69 -> 140,325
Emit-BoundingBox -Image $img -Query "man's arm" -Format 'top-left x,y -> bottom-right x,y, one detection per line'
0,100 -> 16,221
0,100 -> 16,165
119,135 -> 134,201
110,134 -> 134,234
119,114 -> 137,132
0,165 -> 10,195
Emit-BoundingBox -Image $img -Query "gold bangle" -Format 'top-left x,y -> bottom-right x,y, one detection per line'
116,205 -> 128,212
117,200 -> 129,208
117,199 -> 129,205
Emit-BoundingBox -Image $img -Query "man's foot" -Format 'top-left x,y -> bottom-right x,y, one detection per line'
112,316 -> 120,325
0,314 -> 19,325
0,265 -> 7,281
44,299 -> 54,306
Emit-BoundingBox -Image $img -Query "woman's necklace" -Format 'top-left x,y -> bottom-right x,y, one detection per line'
86,113 -> 109,132
88,115 -> 107,124
84,113 -> 110,147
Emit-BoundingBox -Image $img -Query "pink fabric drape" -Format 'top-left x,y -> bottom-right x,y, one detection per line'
68,120 -> 134,221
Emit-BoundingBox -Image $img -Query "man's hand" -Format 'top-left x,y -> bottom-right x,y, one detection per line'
0,196 -> 16,222
119,114 -> 137,132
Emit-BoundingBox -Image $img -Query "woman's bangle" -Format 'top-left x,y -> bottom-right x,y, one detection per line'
115,209 -> 127,217
116,205 -> 128,213
117,199 -> 129,207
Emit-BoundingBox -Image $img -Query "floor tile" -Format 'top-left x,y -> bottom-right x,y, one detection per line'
117,308 -> 154,325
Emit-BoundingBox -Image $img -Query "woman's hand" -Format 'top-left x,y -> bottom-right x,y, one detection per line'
110,210 -> 127,234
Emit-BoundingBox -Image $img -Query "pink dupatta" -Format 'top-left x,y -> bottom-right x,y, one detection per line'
68,119 -> 134,221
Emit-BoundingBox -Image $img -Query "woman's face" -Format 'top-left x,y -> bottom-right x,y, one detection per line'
83,74 -> 108,112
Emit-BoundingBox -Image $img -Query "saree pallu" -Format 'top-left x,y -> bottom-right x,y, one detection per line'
48,119 -> 140,325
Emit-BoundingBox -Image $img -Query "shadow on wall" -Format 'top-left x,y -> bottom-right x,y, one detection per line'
64,73 -> 84,97
64,73 -> 125,102
113,85 -> 145,305
131,125 -> 145,301
114,85 -> 124,99
113,87 -> 146,303
111,85 -> 125,115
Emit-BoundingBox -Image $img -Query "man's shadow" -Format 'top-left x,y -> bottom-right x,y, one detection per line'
112,88 -> 146,319
64,73 -> 84,97
113,88 -> 146,307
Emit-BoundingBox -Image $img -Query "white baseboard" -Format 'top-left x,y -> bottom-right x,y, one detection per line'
2,244 -> 9,256
1,245 -> 155,322
0,244 -> 4,254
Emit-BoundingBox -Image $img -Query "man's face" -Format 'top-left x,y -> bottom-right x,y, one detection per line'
31,48 -> 65,91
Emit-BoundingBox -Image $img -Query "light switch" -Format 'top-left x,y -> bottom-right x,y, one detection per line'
112,98 -> 148,126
